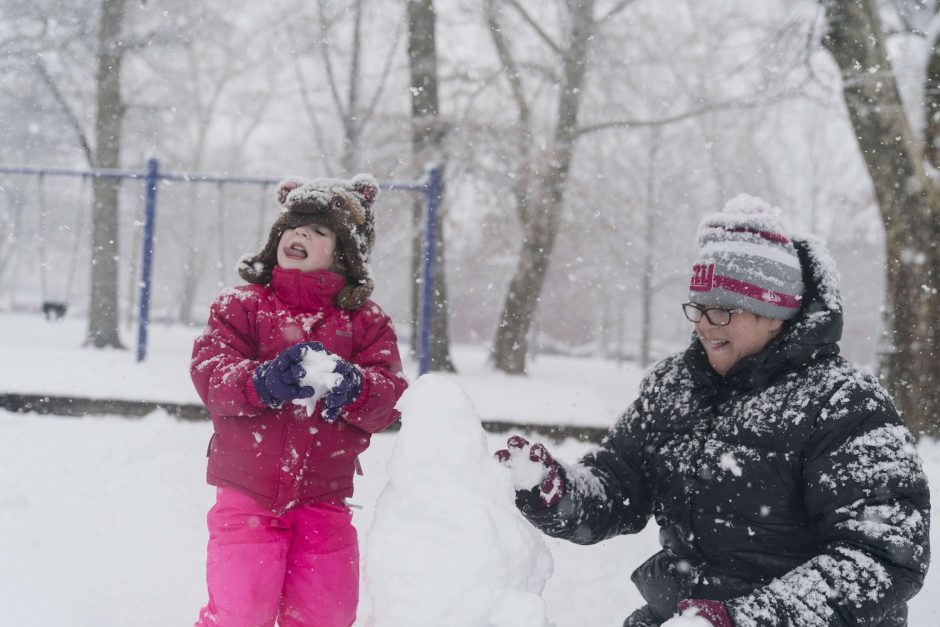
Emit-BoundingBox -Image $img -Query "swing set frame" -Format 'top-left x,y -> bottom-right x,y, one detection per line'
0,158 -> 443,373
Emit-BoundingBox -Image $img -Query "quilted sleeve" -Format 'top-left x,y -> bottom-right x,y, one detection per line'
338,302 -> 408,433
190,288 -> 268,417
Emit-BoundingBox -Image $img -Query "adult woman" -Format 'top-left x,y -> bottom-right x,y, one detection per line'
498,195 -> 930,626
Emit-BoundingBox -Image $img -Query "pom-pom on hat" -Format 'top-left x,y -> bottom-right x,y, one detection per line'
238,173 -> 379,310
688,194 -> 804,320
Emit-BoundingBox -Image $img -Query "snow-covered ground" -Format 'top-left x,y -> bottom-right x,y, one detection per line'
1,312 -> 938,625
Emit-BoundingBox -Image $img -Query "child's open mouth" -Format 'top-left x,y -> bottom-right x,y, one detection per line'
284,243 -> 308,260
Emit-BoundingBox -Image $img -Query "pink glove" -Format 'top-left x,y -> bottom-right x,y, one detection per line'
676,599 -> 733,627
495,435 -> 565,508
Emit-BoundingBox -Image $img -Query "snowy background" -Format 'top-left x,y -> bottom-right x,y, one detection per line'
1,312 -> 938,626
1,2 -> 937,623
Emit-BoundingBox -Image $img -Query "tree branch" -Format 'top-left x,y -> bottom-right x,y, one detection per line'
288,34 -> 333,175
506,0 -> 562,56
0,21 -> 48,57
597,0 -> 639,23
33,55 -> 94,166
574,94 -> 788,137
346,0 -> 364,146
317,0 -> 349,121
362,3 -> 406,128
229,81 -> 277,168
484,0 -> 530,124
886,0 -> 928,37
800,3 -> 837,93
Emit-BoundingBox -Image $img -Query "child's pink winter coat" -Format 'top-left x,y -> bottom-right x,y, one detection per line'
191,266 -> 407,514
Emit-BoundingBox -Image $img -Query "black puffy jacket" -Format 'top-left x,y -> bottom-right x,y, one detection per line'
519,238 -> 930,626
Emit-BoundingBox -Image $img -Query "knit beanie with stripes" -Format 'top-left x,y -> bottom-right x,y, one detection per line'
688,194 -> 804,320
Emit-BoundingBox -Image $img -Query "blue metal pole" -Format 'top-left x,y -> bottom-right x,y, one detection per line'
136,157 -> 159,362
418,165 -> 442,376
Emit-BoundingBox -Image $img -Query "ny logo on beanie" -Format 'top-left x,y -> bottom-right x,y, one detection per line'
690,264 -> 715,292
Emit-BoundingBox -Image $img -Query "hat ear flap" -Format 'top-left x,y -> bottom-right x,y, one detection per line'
351,175 -> 379,210
238,213 -> 296,285
276,177 -> 305,207
336,278 -> 374,310
237,246 -> 276,285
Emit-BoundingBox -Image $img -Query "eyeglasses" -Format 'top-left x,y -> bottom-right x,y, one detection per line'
682,302 -> 744,326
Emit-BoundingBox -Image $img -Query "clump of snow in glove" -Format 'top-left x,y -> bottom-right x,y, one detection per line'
292,347 -> 342,416
365,374 -> 554,627
504,441 -> 550,490
661,609 -> 712,626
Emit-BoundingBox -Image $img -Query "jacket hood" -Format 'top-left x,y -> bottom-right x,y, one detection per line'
686,234 -> 843,390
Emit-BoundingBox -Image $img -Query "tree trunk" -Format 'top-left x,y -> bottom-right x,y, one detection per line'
925,22 -> 940,169
341,0 -> 363,173
85,0 -> 127,349
177,183 -> 209,325
492,0 -> 596,374
0,184 -> 25,295
639,128 -> 660,368
822,0 -> 940,436
407,0 -> 455,371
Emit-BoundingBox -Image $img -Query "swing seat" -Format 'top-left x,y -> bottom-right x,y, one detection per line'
42,301 -> 68,321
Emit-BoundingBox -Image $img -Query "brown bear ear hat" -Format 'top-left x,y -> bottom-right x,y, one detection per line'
237,173 -> 379,310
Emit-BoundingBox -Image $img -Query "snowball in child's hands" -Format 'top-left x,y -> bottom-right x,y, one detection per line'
504,442 -> 549,490
291,347 -> 344,416
661,609 -> 713,626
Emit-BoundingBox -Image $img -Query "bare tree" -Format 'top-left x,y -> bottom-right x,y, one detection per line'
171,23 -> 281,324
287,0 -> 404,175
487,0 -> 598,374
11,0 -> 156,346
407,0 -> 455,371
483,0 -> 819,373
85,0 -> 128,348
1,0 -> 211,336
821,0 -> 940,436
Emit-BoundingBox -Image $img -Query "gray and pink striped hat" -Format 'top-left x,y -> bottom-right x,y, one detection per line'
688,194 -> 804,320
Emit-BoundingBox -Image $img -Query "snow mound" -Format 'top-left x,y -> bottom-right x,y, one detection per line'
364,375 -> 554,627
292,347 -> 342,416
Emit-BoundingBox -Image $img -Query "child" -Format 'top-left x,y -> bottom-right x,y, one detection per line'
191,173 -> 408,627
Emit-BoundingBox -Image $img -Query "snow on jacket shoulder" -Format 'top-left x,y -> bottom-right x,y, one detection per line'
516,238 -> 930,626
190,267 -> 408,514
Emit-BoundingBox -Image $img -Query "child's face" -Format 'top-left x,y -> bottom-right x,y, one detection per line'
276,223 -> 337,273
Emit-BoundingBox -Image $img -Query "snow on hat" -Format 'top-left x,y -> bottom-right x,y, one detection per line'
688,194 -> 804,320
238,173 -> 379,310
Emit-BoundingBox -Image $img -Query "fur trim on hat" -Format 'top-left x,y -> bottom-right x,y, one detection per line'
238,173 -> 380,310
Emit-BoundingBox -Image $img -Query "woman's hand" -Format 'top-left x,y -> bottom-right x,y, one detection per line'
495,435 -> 565,508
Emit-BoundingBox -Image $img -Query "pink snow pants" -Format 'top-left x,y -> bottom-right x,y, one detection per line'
195,487 -> 359,627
